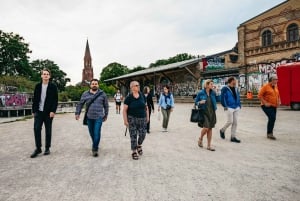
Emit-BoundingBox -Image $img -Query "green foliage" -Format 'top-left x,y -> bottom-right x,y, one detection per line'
30,59 -> 70,92
99,83 -> 116,96
149,53 -> 196,68
0,75 -> 35,92
100,62 -> 129,84
58,91 -> 69,102
62,85 -> 89,101
0,30 -> 32,77
129,65 -> 146,73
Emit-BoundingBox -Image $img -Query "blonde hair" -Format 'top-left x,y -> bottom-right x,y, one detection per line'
204,79 -> 213,88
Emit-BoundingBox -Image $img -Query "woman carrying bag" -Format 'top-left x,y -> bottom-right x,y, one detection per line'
158,85 -> 175,132
194,79 -> 217,151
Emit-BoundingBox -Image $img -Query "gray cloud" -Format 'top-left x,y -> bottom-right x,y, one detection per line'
0,0 -> 284,84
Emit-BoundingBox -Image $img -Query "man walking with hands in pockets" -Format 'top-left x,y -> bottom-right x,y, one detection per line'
220,77 -> 242,143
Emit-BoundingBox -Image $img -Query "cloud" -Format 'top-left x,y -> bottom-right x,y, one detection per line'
0,0 -> 284,84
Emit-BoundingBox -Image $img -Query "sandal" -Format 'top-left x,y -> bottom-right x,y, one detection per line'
207,147 -> 215,151
198,138 -> 203,148
132,152 -> 139,160
137,145 -> 143,155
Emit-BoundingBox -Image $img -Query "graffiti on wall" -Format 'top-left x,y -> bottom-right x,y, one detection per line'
0,94 -> 28,107
173,82 -> 198,96
203,56 -> 225,71
258,59 -> 295,74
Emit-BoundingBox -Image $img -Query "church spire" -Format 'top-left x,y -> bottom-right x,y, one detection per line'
81,39 -> 94,85
84,39 -> 92,68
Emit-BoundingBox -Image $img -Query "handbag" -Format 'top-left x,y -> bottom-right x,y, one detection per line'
83,91 -> 102,125
190,107 -> 204,123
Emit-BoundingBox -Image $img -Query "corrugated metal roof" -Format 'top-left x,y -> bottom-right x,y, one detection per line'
104,58 -> 201,81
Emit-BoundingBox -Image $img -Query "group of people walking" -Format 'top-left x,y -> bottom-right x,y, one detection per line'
30,69 -> 280,159
194,75 -> 280,151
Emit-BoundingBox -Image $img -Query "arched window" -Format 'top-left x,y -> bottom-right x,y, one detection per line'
287,23 -> 299,42
262,30 -> 272,46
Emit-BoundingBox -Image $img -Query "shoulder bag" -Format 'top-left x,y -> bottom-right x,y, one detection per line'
83,92 -> 102,125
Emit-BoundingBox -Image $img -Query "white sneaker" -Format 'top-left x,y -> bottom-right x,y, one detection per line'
162,128 -> 168,132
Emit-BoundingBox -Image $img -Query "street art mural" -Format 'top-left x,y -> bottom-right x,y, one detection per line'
173,82 -> 198,96
203,56 -> 225,71
0,94 -> 29,107
258,58 -> 298,74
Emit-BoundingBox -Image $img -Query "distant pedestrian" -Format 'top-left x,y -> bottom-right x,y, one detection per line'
75,79 -> 109,157
195,79 -> 217,151
155,92 -> 160,104
123,81 -> 149,160
158,85 -> 175,132
220,77 -> 242,143
31,68 -> 58,158
258,75 -> 280,140
144,86 -> 154,133
114,89 -> 123,114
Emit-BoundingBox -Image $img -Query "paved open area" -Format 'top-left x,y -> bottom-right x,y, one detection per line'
0,103 -> 300,201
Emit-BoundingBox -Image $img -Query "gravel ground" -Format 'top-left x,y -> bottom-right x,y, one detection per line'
0,103 -> 299,201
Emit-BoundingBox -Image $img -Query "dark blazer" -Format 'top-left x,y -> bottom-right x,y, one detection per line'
145,93 -> 154,111
32,82 -> 58,114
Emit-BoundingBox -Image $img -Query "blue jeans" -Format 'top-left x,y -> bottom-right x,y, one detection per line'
261,105 -> 277,134
87,117 -> 103,151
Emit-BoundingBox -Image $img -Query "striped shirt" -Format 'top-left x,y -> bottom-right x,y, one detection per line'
75,90 -> 109,119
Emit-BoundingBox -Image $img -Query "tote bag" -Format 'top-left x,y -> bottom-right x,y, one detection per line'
190,108 -> 204,123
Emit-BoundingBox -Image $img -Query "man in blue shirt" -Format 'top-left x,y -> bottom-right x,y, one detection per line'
220,77 -> 241,143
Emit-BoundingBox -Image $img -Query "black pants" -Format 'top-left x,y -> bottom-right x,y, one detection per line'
261,105 -> 277,134
34,111 -> 53,149
146,110 -> 152,132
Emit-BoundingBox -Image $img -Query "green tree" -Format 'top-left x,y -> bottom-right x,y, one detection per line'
0,30 -> 32,77
149,53 -> 196,68
30,59 -> 70,91
0,75 -> 35,92
100,62 -> 129,84
129,65 -> 146,73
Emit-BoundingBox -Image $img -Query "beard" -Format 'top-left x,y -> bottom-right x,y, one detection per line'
91,87 -> 98,92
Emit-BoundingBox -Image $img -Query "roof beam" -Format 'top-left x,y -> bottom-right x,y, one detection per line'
161,72 -> 173,83
184,67 -> 198,80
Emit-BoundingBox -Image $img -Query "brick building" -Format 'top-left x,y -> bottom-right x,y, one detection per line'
237,0 -> 300,94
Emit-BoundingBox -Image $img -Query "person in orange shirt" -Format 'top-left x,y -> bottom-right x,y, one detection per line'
258,75 -> 280,140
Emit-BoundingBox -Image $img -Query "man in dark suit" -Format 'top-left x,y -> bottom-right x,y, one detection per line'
31,68 -> 58,158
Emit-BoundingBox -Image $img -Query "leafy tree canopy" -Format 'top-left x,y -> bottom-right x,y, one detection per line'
100,62 -> 129,84
0,30 -> 32,77
149,53 -> 196,68
129,65 -> 146,73
30,59 -> 70,91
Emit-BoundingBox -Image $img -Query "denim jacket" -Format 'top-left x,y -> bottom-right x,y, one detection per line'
158,93 -> 175,109
195,89 -> 217,111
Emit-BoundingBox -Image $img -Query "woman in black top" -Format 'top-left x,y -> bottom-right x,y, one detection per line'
143,86 -> 154,133
123,81 -> 149,160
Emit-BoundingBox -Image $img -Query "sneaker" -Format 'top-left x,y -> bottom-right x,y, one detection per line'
267,134 -> 276,140
44,148 -> 50,155
162,128 -> 168,132
231,137 -> 241,143
220,130 -> 225,139
30,149 -> 42,158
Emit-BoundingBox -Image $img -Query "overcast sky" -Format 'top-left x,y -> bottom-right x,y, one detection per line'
0,0 -> 284,85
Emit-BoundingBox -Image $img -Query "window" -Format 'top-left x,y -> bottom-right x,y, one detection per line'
287,23 -> 299,42
262,30 -> 272,46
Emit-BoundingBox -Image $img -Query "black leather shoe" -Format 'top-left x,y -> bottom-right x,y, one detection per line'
220,130 -> 225,139
92,150 -> 98,157
30,149 -> 42,158
44,149 -> 50,155
231,137 -> 241,143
